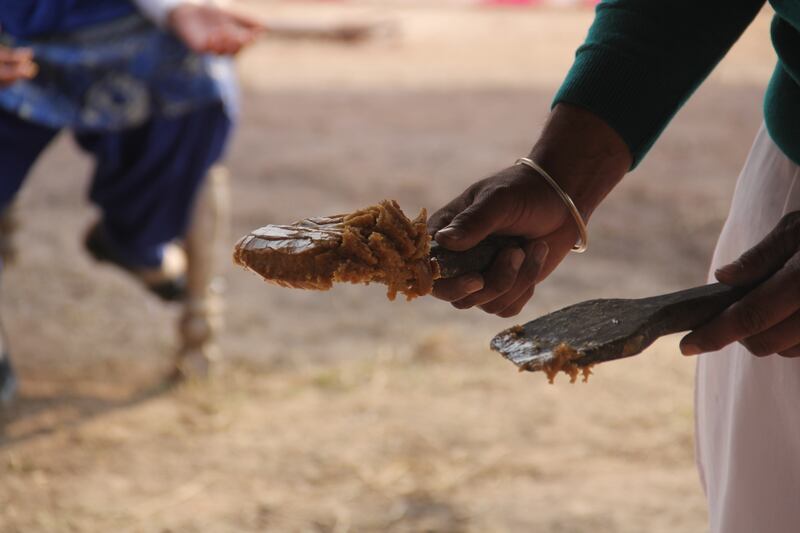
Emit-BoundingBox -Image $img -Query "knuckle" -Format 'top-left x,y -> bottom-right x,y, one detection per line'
431,284 -> 457,302
516,261 -> 540,284
785,256 -> 800,285
451,293 -> 481,308
494,274 -> 516,293
732,303 -> 770,335
482,182 -> 516,203
479,301 -> 504,314
457,278 -> 479,295
778,347 -> 800,358
427,211 -> 449,231
430,290 -> 447,301
451,299 -> 472,310
498,306 -> 522,318
486,268 -> 516,294
436,290 -> 463,303
500,254 -> 526,284
695,337 -> 725,353
498,290 -> 534,318
779,211 -> 800,233
462,289 -> 496,307
739,246 -> 771,273
776,220 -> 800,254
740,337 -> 774,357
477,288 -> 502,303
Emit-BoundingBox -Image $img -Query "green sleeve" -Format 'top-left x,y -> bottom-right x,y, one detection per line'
554,0 -> 765,168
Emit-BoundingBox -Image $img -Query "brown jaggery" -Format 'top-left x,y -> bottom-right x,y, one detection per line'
233,200 -> 441,300
501,326 -> 593,384
543,342 -> 593,384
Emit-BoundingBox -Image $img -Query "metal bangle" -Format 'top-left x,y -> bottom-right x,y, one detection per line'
515,157 -> 588,253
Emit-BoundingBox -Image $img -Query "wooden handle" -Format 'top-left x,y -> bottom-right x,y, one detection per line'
430,236 -> 524,279
645,282 -> 750,337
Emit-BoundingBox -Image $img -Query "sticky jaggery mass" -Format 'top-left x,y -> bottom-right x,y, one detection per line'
232,215 -> 345,290
233,200 -> 441,300
501,325 -> 594,384
543,342 -> 593,384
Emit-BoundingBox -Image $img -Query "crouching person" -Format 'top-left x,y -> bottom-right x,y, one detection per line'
0,0 -> 262,404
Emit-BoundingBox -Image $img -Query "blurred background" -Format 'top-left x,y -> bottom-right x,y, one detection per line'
0,1 -> 775,531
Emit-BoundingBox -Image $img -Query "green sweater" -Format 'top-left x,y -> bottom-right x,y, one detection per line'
554,0 -> 798,168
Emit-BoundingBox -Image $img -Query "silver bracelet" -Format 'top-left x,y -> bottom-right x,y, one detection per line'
515,157 -> 588,253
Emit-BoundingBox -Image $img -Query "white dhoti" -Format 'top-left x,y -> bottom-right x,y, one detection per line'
696,124 -> 800,533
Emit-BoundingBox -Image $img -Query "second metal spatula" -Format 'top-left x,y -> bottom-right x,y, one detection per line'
490,283 -> 749,381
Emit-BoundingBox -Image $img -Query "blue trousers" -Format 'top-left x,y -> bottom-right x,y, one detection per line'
0,103 -> 231,267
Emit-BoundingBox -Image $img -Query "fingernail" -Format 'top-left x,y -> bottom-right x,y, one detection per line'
532,241 -> 549,264
436,227 -> 465,242
463,274 -> 484,293
510,248 -> 525,270
714,267 -> 731,278
681,343 -> 701,356
715,262 -> 741,279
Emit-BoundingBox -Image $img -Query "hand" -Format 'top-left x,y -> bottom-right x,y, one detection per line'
0,46 -> 37,87
428,164 -> 579,317
428,104 -> 631,317
681,211 -> 800,358
167,4 -> 263,56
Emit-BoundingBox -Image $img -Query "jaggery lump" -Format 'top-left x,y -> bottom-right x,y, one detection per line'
543,342 -> 593,384
232,215 -> 344,290
233,200 -> 440,300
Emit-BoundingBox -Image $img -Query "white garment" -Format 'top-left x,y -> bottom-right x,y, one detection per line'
696,124 -> 800,533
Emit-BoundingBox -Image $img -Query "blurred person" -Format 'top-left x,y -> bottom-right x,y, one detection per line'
0,0 -> 262,404
430,1 -> 800,531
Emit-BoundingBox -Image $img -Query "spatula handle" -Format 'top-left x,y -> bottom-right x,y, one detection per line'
430,236 -> 525,279
648,282 -> 750,336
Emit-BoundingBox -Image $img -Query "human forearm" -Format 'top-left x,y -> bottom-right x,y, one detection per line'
528,103 -> 631,221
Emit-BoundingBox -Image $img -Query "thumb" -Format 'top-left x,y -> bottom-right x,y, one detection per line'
715,222 -> 796,287
434,194 -> 506,251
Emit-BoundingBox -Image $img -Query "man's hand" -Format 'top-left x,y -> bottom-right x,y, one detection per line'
428,164 -> 578,317
681,211 -> 800,358
428,104 -> 632,317
0,46 -> 37,87
168,4 -> 263,56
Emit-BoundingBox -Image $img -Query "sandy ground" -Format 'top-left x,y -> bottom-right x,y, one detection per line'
0,2 -> 776,531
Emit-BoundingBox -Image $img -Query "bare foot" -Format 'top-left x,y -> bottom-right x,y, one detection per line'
167,4 -> 263,56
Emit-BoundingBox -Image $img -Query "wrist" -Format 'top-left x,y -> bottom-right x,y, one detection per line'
515,157 -> 588,253
528,103 -> 631,220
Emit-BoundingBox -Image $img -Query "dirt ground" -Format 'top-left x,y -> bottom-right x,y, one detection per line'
0,2 -> 776,532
